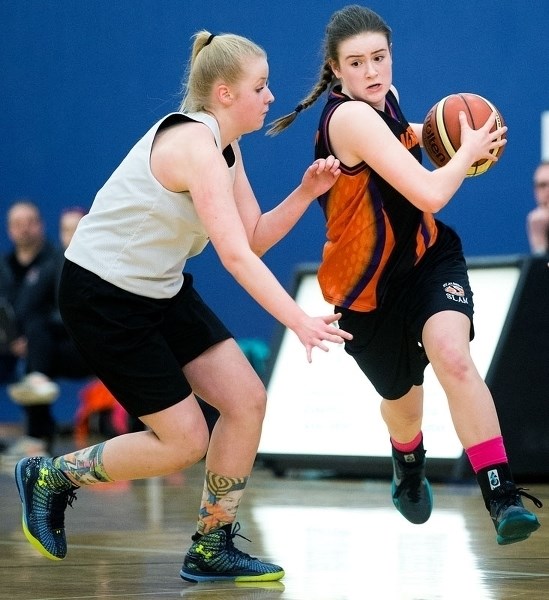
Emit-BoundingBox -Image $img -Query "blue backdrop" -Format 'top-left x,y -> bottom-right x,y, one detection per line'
2,1 -> 548,345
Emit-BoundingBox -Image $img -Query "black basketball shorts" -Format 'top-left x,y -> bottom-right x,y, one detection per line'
338,226 -> 475,400
58,260 -> 232,417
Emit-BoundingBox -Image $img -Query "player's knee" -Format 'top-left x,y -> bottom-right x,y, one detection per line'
246,383 -> 268,420
174,421 -> 210,466
433,342 -> 473,382
228,382 -> 267,423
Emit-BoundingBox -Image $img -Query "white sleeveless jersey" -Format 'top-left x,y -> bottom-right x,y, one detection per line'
65,112 -> 235,299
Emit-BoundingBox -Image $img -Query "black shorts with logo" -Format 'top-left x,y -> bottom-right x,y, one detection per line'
58,260 -> 232,417
338,224 -> 474,400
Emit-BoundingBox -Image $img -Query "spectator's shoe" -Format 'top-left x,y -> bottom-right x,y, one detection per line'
0,437 -> 48,475
490,482 -> 542,545
180,523 -> 285,582
392,453 -> 433,524
15,457 -> 78,560
8,372 -> 60,405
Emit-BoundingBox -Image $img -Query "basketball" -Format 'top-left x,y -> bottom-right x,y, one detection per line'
421,93 -> 506,177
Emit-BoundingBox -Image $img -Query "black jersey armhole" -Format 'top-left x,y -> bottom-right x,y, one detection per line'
222,144 -> 235,168
159,114 -> 235,168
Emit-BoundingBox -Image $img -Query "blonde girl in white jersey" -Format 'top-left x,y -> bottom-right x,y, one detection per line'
15,30 -> 350,583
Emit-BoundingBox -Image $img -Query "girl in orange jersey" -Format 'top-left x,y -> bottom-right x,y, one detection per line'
268,4 -> 542,544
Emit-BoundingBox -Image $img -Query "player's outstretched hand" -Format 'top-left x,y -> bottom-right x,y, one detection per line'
300,155 -> 341,199
294,312 -> 352,363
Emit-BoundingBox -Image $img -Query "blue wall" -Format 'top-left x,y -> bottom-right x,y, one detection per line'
2,1 -> 548,345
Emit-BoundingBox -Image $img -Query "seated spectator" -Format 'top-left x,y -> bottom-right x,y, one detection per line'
59,206 -> 87,254
526,161 -> 549,255
0,201 -> 93,455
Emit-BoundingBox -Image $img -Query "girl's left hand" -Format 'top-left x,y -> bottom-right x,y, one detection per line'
301,155 -> 341,197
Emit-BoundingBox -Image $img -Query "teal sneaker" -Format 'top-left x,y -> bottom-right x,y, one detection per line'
392,453 -> 433,524
15,456 -> 78,560
180,523 -> 285,582
490,482 -> 542,545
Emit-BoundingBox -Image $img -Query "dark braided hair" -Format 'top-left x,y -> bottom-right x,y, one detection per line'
266,5 -> 391,136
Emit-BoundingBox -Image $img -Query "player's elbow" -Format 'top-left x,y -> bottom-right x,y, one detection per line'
218,246 -> 255,279
248,225 -> 272,257
249,242 -> 267,258
218,251 -> 242,273
425,196 -> 448,214
411,191 -> 448,214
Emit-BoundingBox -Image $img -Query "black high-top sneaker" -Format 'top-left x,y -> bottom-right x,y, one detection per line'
391,446 -> 433,524
477,464 -> 542,545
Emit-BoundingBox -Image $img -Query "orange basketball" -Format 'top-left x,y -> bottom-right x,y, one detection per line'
421,92 -> 506,177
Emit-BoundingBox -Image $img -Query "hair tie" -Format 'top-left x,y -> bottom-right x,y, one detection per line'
294,104 -> 304,114
205,33 -> 216,46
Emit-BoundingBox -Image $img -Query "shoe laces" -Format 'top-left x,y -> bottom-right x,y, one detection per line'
49,488 -> 78,531
493,482 -> 543,513
516,488 -> 543,509
393,470 -> 423,503
225,522 -> 256,560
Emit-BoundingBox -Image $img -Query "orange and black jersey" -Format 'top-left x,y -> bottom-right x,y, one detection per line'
315,86 -> 438,312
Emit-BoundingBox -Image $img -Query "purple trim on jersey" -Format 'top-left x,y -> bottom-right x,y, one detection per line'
343,182 -> 386,308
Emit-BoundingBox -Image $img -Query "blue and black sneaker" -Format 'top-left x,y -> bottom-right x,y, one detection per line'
180,523 -> 285,582
15,456 -> 78,560
391,451 -> 433,525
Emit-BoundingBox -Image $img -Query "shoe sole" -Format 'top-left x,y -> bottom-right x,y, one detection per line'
14,459 -> 64,561
234,581 -> 285,590
180,568 -> 285,583
8,389 -> 58,405
496,514 -> 541,545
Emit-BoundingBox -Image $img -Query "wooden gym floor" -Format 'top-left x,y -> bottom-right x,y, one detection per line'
0,430 -> 548,600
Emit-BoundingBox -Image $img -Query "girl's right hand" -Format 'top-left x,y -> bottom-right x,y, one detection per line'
293,312 -> 353,363
458,110 -> 507,166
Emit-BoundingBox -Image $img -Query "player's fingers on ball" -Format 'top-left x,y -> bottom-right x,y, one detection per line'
483,111 -> 495,126
458,111 -> 469,126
